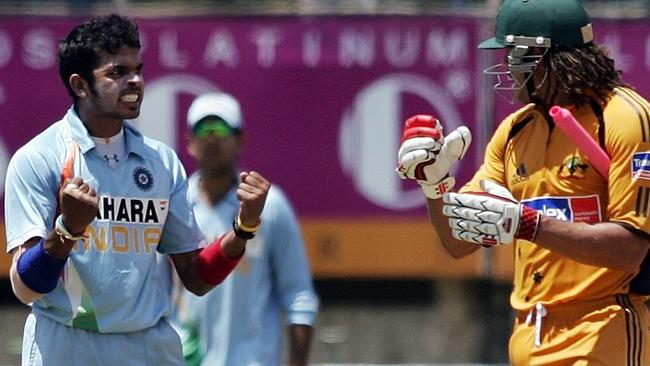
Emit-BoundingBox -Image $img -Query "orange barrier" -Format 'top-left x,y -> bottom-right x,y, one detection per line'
0,218 -> 516,281
301,217 -> 515,281
0,222 -> 9,279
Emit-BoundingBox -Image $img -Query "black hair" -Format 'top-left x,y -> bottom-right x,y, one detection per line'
57,14 -> 141,100
547,43 -> 629,107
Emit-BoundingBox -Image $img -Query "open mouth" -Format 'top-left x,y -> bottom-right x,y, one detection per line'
120,93 -> 139,103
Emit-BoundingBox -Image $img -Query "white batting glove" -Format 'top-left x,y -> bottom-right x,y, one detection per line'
441,180 -> 541,246
396,114 -> 472,199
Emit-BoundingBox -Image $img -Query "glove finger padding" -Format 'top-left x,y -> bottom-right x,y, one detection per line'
401,114 -> 443,141
443,126 -> 472,162
396,125 -> 472,201
396,115 -> 444,181
442,181 -> 541,246
416,126 -> 472,199
446,206 -> 504,224
452,229 -> 499,246
449,218 -> 500,235
442,192 -> 519,245
396,137 -> 442,180
480,179 -> 515,200
395,113 -> 472,199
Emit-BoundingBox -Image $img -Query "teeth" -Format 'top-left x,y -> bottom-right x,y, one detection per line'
121,94 -> 138,102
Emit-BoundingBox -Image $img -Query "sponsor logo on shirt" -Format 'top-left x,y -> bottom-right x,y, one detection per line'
511,163 -> 529,184
631,152 -> 650,180
72,196 -> 170,254
97,196 -> 168,223
522,195 -> 601,223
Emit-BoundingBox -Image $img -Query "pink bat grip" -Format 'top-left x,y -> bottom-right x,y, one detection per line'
549,106 -> 610,178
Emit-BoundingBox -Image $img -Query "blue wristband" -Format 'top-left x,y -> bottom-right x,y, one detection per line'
17,238 -> 67,294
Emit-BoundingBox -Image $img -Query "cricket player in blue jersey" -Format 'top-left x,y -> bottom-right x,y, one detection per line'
4,14 -> 270,366
169,92 -> 319,366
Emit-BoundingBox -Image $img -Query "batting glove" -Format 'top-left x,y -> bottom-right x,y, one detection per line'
441,180 -> 541,246
396,114 -> 472,199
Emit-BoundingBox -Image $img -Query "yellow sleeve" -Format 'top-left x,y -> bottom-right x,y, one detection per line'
605,88 -> 650,235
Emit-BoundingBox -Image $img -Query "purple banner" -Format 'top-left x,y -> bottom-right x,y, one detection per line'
1,16 -> 649,218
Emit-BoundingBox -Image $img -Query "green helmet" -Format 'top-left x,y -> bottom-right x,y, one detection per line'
478,0 -> 594,49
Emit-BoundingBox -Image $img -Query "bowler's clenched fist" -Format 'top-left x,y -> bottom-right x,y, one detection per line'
237,171 -> 270,227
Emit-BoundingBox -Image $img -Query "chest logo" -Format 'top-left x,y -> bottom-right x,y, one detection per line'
133,167 -> 154,192
559,155 -> 589,179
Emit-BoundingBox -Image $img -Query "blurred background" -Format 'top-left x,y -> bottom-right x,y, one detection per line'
1,1 -> 650,365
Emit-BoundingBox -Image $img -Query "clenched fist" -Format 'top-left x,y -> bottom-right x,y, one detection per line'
236,171 -> 270,228
396,114 -> 472,199
59,177 -> 99,236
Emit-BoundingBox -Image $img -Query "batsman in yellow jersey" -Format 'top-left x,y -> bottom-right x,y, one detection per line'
397,0 -> 650,364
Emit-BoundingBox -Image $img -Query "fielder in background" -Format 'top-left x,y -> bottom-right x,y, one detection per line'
4,14 -> 269,365
397,0 -> 650,364
170,92 -> 319,366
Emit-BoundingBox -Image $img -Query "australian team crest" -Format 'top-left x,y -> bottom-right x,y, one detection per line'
133,167 -> 154,191
559,154 -> 589,179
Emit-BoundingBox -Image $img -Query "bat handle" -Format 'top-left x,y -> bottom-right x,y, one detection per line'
549,106 -> 610,179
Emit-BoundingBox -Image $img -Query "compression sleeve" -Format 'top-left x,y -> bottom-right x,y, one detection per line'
16,238 -> 67,294
195,235 -> 243,286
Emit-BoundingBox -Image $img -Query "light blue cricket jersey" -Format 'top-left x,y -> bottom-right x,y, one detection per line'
177,172 -> 319,366
4,107 -> 204,333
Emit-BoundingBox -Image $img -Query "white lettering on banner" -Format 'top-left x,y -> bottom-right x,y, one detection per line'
139,30 -> 149,54
0,30 -> 12,67
446,70 -> 471,100
23,28 -> 56,70
0,124 -> 7,197
384,28 -> 420,68
338,28 -> 375,68
1,25 -> 472,71
339,73 -> 462,210
134,74 -> 220,147
251,28 -> 282,68
601,33 -> 632,73
646,35 -> 650,70
303,30 -> 321,67
2,24 -> 650,73
203,29 -> 239,68
0,83 -> 5,196
159,30 -> 190,68
426,29 -> 468,67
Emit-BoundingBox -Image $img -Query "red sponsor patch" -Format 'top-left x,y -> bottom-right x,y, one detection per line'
570,196 -> 601,223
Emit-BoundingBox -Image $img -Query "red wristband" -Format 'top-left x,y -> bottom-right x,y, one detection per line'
516,205 -> 541,242
195,236 -> 244,286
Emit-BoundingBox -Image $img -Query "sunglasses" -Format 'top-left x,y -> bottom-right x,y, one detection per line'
192,117 -> 236,139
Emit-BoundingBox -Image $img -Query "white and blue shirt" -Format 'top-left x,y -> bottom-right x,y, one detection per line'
5,107 -> 204,333
175,172 -> 319,366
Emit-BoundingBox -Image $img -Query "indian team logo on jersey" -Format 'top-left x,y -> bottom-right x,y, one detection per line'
558,154 -> 589,179
631,152 -> 650,180
133,166 -> 154,191
522,195 -> 601,223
